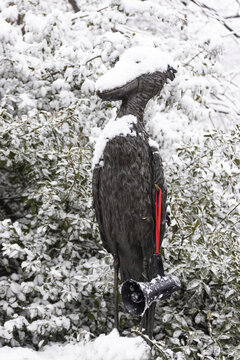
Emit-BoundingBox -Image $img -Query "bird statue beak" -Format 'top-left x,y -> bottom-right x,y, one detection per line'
96,78 -> 139,101
166,65 -> 177,81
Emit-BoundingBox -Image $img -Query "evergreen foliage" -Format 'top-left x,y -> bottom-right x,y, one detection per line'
0,0 -> 239,358
0,106 -> 113,347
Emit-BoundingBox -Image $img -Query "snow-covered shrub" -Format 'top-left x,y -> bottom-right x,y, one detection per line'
0,0 -> 239,134
0,106 -> 114,347
0,0 -> 127,117
0,0 -> 240,358
153,127 -> 240,359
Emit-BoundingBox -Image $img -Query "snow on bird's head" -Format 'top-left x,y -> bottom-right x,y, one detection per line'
96,46 -> 175,93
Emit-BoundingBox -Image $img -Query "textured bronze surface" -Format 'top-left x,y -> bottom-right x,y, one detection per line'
93,63 -> 176,336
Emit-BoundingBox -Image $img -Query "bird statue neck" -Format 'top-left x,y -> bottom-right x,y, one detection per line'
117,93 -> 150,122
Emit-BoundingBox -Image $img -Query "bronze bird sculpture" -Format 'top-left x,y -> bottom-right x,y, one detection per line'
92,47 -> 176,337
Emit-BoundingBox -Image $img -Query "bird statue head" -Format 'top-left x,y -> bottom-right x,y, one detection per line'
95,46 -> 177,102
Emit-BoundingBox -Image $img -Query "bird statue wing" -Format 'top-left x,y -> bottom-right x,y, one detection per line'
92,165 -> 111,253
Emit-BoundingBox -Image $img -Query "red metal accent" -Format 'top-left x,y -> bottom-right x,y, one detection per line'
155,189 -> 162,254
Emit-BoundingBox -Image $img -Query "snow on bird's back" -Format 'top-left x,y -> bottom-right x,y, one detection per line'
92,115 -> 137,168
96,46 -> 174,92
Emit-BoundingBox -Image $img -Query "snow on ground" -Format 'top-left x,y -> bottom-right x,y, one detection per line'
0,330 -> 150,360
0,0 -> 240,358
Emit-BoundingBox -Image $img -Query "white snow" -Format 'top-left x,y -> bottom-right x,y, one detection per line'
24,13 -> 48,34
96,46 -> 175,92
92,115 -> 137,167
120,0 -> 155,14
0,18 -> 18,43
0,330 -> 150,360
19,93 -> 37,111
0,0 -> 240,358
148,138 -> 159,150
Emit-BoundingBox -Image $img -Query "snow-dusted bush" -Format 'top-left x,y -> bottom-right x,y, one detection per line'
153,127 -> 240,358
0,106 -> 114,347
0,0 -> 240,358
0,0 -> 239,130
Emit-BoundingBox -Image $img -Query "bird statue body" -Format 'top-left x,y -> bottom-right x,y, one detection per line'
92,47 -> 176,337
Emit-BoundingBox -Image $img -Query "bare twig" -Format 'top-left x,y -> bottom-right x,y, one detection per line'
72,5 -> 111,21
181,0 -> 240,38
225,14 -> 240,19
212,201 -> 240,233
40,54 -> 101,80
189,0 -> 240,38
133,329 -> 169,360
183,49 -> 204,67
85,55 -> 101,65
68,0 -> 80,13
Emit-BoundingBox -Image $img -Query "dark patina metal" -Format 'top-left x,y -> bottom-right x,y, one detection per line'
93,62 -> 176,337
